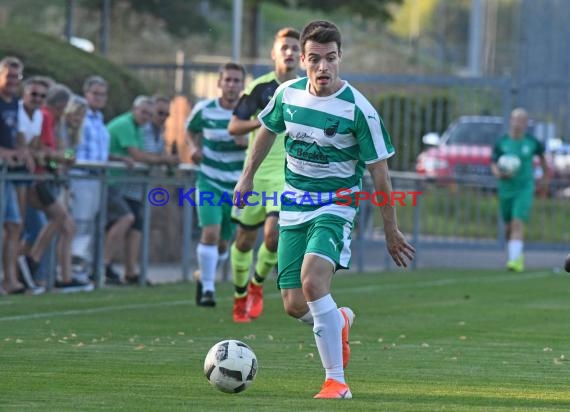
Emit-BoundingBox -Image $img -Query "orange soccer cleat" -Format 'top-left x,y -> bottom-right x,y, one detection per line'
233,296 -> 251,323
339,307 -> 355,369
313,378 -> 352,399
247,282 -> 264,319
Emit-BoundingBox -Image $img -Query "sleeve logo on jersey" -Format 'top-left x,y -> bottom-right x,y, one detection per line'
289,140 -> 328,164
324,118 -> 339,137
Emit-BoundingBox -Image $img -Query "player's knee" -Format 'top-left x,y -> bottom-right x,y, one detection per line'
301,277 -> 323,301
200,226 -> 220,245
283,300 -> 307,319
234,231 -> 255,251
264,232 -> 278,252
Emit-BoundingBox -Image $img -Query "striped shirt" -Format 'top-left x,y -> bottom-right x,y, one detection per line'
258,77 -> 395,227
76,109 -> 109,162
186,98 -> 246,192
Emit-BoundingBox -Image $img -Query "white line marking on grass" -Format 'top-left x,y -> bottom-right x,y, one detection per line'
0,270 -> 550,322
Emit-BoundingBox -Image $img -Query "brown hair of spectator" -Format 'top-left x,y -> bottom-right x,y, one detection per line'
218,62 -> 246,80
153,95 -> 171,105
23,76 -> 53,90
275,27 -> 300,41
0,56 -> 23,74
300,20 -> 342,53
46,84 -> 72,108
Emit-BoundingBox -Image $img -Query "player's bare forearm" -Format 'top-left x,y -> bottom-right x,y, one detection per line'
367,160 -> 398,231
234,126 -> 276,208
228,116 -> 261,135
367,159 -> 415,267
186,131 -> 203,164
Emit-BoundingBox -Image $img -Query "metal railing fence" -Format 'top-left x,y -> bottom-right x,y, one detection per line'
1,164 -> 568,285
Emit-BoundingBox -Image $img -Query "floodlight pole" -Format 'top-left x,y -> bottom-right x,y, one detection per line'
468,0 -> 484,76
232,0 -> 243,62
100,0 -> 111,56
64,0 -> 75,42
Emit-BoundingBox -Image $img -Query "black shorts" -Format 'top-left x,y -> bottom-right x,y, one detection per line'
106,186 -> 143,231
34,181 -> 59,207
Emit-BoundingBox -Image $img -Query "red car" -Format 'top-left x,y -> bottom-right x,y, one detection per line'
415,116 -> 563,193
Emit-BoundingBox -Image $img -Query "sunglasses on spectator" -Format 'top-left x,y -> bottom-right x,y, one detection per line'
157,110 -> 170,117
30,92 -> 47,98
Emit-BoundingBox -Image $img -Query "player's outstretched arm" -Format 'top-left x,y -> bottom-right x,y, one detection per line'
367,159 -> 415,267
233,126 -> 276,208
228,115 -> 261,136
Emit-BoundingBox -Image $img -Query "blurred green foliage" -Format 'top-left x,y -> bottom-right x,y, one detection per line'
0,26 -> 148,118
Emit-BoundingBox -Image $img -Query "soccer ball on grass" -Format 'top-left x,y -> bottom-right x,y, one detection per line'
204,339 -> 258,393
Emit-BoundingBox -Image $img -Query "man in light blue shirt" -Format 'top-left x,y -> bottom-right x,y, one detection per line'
70,76 -> 110,280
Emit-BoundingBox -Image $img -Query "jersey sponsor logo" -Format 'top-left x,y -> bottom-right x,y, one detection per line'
289,140 -> 328,164
367,113 -> 377,121
324,118 -> 339,137
286,107 -> 298,120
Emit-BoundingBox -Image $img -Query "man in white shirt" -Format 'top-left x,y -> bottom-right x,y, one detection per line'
17,77 -> 51,146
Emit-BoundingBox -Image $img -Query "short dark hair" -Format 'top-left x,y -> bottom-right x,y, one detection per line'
82,75 -> 108,94
219,62 -> 246,79
23,76 -> 53,90
153,95 -> 171,105
46,84 -> 72,107
300,20 -> 341,54
0,56 -> 23,74
275,27 -> 300,41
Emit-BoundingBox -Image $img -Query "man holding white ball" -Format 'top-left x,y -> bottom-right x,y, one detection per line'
491,108 -> 548,272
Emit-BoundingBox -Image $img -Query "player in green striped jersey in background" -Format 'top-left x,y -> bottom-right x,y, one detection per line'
186,62 -> 247,307
228,27 -> 301,323
234,21 -> 415,399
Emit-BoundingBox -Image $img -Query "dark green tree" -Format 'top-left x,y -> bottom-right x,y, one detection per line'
82,0 -> 211,37
242,0 -> 403,58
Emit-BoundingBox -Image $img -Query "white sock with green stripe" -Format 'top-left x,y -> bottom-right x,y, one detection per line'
308,294 -> 345,383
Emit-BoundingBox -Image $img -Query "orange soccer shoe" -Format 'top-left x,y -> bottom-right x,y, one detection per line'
313,379 -> 352,399
233,296 -> 251,323
339,307 -> 355,369
247,282 -> 264,319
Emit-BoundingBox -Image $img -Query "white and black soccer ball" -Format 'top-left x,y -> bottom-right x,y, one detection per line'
497,154 -> 521,176
203,339 -> 258,393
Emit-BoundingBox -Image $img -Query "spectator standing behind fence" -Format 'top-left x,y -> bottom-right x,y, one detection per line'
70,76 -> 110,281
186,62 -> 247,308
58,95 -> 88,277
16,77 -> 51,221
0,56 -> 34,295
19,84 -> 93,292
227,27 -> 301,322
104,96 -> 178,285
490,108 -> 549,273
17,76 -> 52,290
120,95 -> 178,284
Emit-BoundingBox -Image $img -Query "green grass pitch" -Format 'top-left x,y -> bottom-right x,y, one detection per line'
1,269 -> 569,411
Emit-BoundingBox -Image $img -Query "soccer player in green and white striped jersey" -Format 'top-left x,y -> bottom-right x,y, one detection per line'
234,21 -> 415,399
187,62 -> 247,307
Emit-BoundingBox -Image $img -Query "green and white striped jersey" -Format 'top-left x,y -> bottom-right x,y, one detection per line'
186,98 -> 246,192
258,77 -> 395,227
